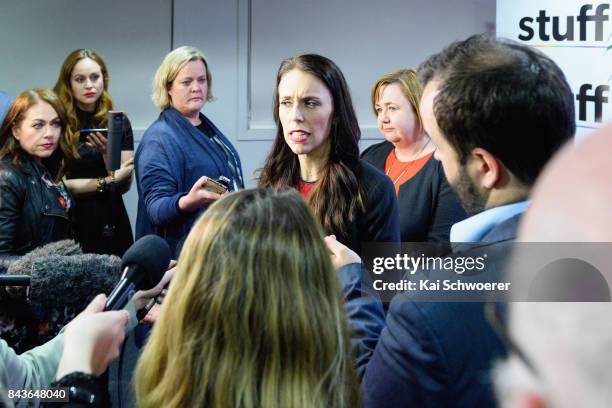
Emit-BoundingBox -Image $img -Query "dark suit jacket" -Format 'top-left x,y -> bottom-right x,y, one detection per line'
340,160 -> 400,256
362,214 -> 521,408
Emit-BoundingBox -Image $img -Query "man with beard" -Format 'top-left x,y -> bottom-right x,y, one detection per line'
361,34 -> 575,407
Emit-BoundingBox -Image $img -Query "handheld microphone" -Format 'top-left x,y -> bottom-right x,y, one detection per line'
105,235 -> 171,311
106,110 -> 124,171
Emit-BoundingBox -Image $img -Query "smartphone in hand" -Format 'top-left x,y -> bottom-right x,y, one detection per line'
201,176 -> 230,195
80,128 -> 108,137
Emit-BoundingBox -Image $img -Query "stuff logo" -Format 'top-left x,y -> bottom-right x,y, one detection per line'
517,3 -> 610,124
577,84 -> 608,122
518,4 -> 609,41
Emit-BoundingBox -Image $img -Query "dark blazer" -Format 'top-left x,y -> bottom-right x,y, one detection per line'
361,141 -> 466,242
361,214 -> 521,408
337,262 -> 386,377
338,160 -> 400,256
135,108 -> 243,257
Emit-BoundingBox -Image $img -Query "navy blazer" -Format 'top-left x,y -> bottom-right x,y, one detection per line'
362,214 -> 521,408
337,262 -> 386,377
341,161 -> 400,256
135,109 -> 243,257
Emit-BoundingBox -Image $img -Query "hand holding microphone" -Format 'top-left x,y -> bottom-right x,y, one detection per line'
133,260 -> 176,323
52,235 -> 171,379
131,265 -> 174,311
56,294 -> 130,379
104,235 -> 171,311
47,236 -> 167,407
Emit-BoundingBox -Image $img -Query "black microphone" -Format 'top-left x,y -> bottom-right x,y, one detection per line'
104,235 -> 171,311
105,110 -> 124,171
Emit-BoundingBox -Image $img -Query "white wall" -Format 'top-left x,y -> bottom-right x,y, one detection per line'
0,0 -> 171,127
0,0 -> 172,226
0,0 -> 495,231
175,0 -> 496,185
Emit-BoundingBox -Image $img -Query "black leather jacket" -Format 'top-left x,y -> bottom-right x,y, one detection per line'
0,156 -> 72,271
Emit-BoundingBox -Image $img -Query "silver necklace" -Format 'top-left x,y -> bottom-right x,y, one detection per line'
385,138 -> 431,186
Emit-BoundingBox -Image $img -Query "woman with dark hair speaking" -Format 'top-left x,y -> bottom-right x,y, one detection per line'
259,54 -> 399,254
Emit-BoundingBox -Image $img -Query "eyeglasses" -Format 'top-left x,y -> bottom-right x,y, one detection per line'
485,301 -> 540,377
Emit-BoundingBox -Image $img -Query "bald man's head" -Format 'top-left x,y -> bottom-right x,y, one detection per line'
520,124 -> 612,242
497,125 -> 612,408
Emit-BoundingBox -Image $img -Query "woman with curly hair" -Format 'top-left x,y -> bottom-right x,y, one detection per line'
53,49 -> 134,256
0,88 -> 77,261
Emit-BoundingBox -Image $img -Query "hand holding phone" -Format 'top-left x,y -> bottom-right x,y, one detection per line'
80,128 -> 108,137
178,176 -> 228,213
201,176 -> 230,195
86,132 -> 108,155
80,129 -> 109,155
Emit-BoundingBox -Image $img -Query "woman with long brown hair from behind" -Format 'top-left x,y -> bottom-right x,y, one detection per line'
134,188 -> 359,407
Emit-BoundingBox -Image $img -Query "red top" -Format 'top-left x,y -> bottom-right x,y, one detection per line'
384,151 -> 434,194
297,179 -> 317,198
